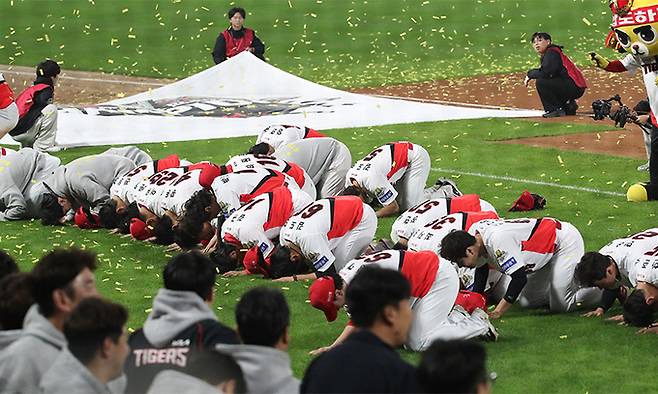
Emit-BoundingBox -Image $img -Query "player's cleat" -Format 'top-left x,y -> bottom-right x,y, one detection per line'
433,178 -> 462,197
542,108 -> 566,118
627,183 -> 648,202
43,145 -> 63,153
637,162 -> 650,172
471,308 -> 499,342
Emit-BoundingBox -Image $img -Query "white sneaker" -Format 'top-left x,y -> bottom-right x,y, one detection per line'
637,162 -> 650,172
471,308 -> 499,342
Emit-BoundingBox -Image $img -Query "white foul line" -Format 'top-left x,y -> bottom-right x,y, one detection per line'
0,69 -> 167,87
431,167 -> 626,197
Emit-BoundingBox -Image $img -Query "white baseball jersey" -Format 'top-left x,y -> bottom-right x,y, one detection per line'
346,142 -> 422,206
391,195 -> 496,242
257,125 -> 317,151
221,186 -> 313,258
408,211 -> 500,254
226,154 -> 311,191
279,196 -> 366,272
469,218 -> 563,275
340,250 -> 440,298
134,168 -> 197,216
110,163 -> 157,204
600,228 -> 658,287
211,168 -> 297,218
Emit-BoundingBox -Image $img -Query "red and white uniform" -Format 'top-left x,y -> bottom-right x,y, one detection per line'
110,163 -> 161,204
135,168 -> 205,217
346,142 -> 431,210
221,186 -> 313,259
469,218 -> 600,311
340,250 -> 491,351
599,228 -> 658,287
408,211 -> 500,254
226,154 -> 316,199
279,196 -> 377,272
211,168 -> 298,218
391,194 -> 497,243
256,124 -> 325,151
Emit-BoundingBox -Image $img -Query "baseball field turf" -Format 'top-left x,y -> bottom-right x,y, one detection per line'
2,0 -> 658,392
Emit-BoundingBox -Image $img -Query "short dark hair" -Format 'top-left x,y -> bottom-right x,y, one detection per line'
187,351 -> 246,393
0,250 -> 18,282
0,273 -> 34,329
623,289 -> 655,327
174,189 -> 214,248
439,231 -> 476,263
575,252 -> 612,287
36,59 -> 61,79
31,248 -> 97,318
530,32 -> 551,43
345,266 -> 411,328
163,251 -> 216,301
248,143 -> 270,155
65,297 -> 128,366
228,7 -> 246,19
210,241 -> 239,274
268,246 -> 309,279
418,340 -> 489,393
40,193 -> 65,226
236,287 -> 290,347
153,215 -> 175,245
99,199 -> 140,231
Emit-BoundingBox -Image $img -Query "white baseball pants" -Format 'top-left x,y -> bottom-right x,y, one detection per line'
318,142 -> 352,198
330,204 -> 377,271
11,104 -> 57,151
396,144 -> 430,210
0,102 -> 18,139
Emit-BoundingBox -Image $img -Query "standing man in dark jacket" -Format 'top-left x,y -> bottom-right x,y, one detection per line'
525,32 -> 587,118
9,60 -> 61,152
212,7 -> 265,64
124,251 -> 239,393
301,266 -> 419,393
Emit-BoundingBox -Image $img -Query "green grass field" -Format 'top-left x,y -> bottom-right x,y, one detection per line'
3,119 -> 658,392
3,0 -> 658,392
2,0 -> 612,88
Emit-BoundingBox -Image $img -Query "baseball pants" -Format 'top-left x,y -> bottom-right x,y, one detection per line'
11,104 -> 57,151
318,142 -> 352,198
535,77 -> 585,112
396,144 -> 431,210
330,204 -> 377,271
0,102 -> 18,139
407,261 -> 490,351
301,172 -> 317,200
101,146 -> 153,167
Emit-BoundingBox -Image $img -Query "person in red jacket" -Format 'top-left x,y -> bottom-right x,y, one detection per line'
525,32 -> 587,118
0,73 -> 19,139
212,7 -> 265,64
8,60 -> 60,152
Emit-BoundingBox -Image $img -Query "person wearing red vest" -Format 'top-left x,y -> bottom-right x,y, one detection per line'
525,32 -> 587,118
212,7 -> 265,64
0,73 -> 19,140
9,60 -> 60,152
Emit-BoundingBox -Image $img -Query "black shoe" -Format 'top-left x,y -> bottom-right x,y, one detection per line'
565,100 -> 578,115
542,109 -> 566,118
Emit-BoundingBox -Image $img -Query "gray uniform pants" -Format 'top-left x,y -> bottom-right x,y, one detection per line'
12,104 -> 58,151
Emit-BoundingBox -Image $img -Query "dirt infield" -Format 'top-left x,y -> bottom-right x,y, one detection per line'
0,64 -> 647,159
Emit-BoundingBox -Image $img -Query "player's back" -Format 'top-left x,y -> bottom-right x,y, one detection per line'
133,167 -> 190,215
257,125 -> 305,150
600,227 -> 658,286
409,212 -> 499,253
110,163 -> 156,203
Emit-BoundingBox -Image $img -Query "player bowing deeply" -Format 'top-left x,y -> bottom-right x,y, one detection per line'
440,218 -> 601,319
273,196 -> 377,281
273,137 -> 352,198
208,186 -> 313,275
308,250 -> 498,352
576,228 -> 658,319
346,141 -> 461,218
250,124 -> 326,154
226,153 -> 316,199
390,194 -> 497,247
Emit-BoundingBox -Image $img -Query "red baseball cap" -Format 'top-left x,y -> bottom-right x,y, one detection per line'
309,276 -> 339,322
130,218 -> 154,241
454,290 -> 487,314
74,207 -> 100,229
242,246 -> 271,276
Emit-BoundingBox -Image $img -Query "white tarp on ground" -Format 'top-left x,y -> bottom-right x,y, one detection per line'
1,52 -> 542,147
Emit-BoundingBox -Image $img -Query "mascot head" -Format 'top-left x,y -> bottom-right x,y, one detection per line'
611,0 -> 658,57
